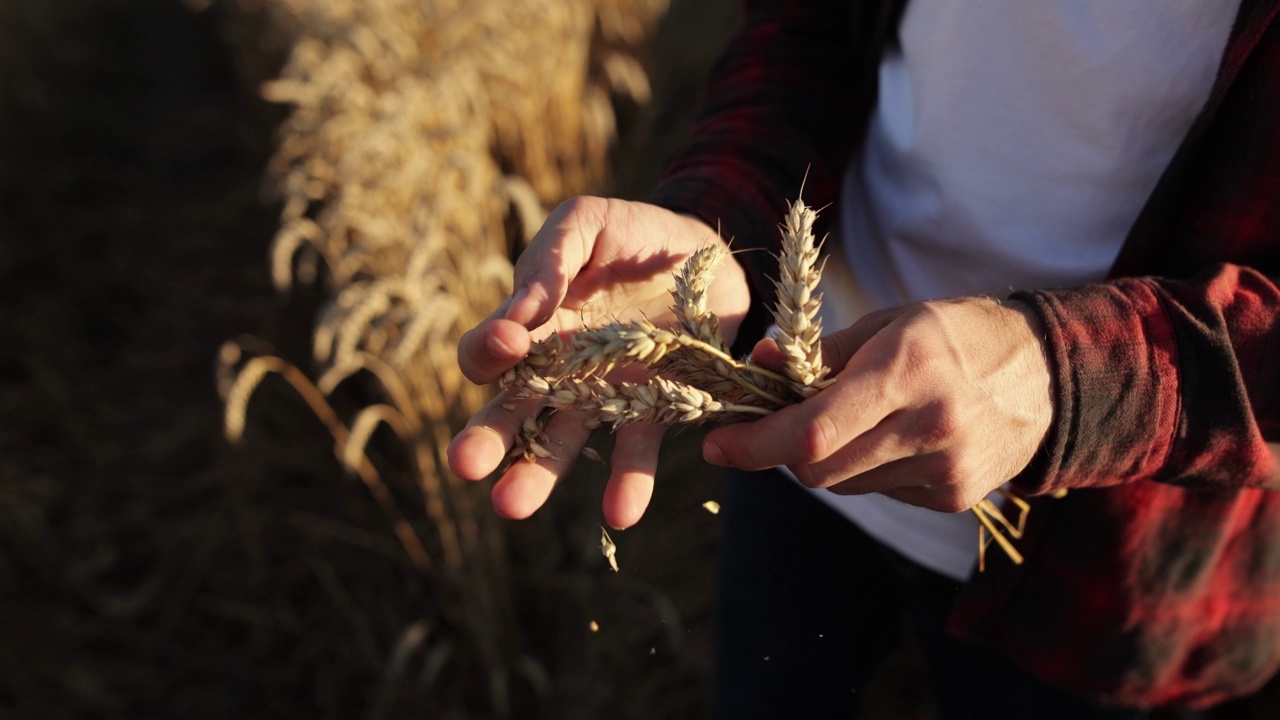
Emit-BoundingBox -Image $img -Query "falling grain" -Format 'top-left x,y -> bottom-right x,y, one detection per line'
600,526 -> 619,572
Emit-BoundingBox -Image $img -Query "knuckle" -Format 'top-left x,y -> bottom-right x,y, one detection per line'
797,414 -> 840,463
915,299 -> 949,323
894,305 -> 946,375
553,195 -> 606,226
821,331 -> 858,373
917,401 -> 962,448
899,337 -> 936,382
935,453 -> 968,487
554,194 -> 590,216
929,492 -> 972,514
457,337 -> 490,385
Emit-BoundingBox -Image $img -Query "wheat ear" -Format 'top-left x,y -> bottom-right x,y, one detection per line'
671,242 -> 727,349
773,199 -> 832,397
508,373 -> 771,428
654,349 -> 795,409
559,319 -> 790,388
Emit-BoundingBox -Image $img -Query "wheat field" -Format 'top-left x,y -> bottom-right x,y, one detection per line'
0,0 -> 740,717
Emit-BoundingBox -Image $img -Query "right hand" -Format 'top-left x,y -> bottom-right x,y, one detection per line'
447,196 -> 752,529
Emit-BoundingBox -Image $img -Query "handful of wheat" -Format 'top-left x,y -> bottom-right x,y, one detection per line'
499,198 -> 1031,570
501,198 -> 831,430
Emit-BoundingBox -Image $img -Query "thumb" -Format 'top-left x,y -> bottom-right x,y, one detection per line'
505,196 -> 608,328
819,307 -> 903,373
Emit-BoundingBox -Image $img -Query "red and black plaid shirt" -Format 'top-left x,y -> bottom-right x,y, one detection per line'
652,0 -> 1280,708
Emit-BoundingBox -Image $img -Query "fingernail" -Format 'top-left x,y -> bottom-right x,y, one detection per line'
504,286 -> 530,321
703,442 -> 727,467
487,332 -> 514,357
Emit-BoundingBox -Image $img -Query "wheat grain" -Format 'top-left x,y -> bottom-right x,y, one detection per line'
561,319 -> 680,376
600,526 -> 619,572
509,413 -> 558,464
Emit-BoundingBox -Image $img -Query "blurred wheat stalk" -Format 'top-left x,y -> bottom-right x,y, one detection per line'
216,0 -> 667,713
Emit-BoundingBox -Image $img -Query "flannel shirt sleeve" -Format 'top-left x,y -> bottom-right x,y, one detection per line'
649,0 -> 893,354
1012,264 -> 1280,494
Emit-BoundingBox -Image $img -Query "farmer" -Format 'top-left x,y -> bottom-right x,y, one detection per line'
450,0 -> 1280,717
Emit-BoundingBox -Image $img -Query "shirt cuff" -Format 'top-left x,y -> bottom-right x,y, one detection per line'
1010,279 -> 1181,494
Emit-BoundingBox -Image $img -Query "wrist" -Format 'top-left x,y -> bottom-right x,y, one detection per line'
1002,297 -> 1056,474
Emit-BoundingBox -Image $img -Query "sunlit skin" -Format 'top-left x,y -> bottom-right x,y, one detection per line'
449,195 -> 1054,528
710,297 -> 1053,513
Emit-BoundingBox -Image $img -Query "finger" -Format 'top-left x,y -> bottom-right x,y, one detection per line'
819,307 -> 903,373
602,422 -> 665,529
822,454 -> 928,496
490,409 -> 594,519
457,317 -> 532,385
749,337 -> 785,372
824,453 -> 975,513
506,196 -> 607,327
790,409 -> 931,489
702,377 -> 890,471
446,392 -> 542,480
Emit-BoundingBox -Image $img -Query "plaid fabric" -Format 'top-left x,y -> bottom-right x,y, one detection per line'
652,0 -> 1280,708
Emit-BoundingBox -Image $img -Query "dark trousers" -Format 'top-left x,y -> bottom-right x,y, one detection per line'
714,471 -> 1148,720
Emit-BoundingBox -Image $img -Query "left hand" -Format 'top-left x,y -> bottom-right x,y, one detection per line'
446,197 -> 750,529
702,296 -> 1054,512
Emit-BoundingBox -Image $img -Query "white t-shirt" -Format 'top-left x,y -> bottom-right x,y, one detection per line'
790,0 -> 1236,581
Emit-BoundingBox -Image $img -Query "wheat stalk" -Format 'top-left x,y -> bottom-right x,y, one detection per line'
219,347 -> 434,572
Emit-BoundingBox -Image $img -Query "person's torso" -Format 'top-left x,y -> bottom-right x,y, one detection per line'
805,0 -> 1237,580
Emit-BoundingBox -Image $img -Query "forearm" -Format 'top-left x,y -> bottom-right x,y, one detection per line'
1013,263 -> 1280,494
